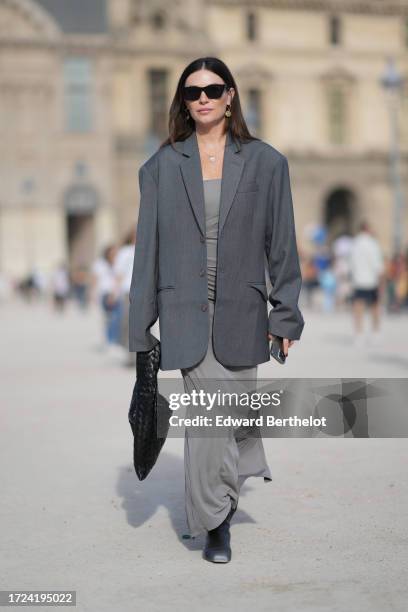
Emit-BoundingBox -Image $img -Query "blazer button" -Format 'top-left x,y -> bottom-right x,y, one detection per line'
199,268 -> 205,277
201,304 -> 208,311
200,236 -> 205,243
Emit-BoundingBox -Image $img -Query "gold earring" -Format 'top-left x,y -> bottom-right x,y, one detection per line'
225,104 -> 232,118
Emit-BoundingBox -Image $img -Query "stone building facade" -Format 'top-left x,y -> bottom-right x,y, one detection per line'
0,0 -> 407,279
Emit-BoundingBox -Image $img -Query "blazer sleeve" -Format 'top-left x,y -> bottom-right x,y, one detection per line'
128,164 -> 160,352
265,155 -> 305,341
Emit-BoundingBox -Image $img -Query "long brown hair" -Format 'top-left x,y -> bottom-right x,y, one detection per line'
160,56 -> 260,149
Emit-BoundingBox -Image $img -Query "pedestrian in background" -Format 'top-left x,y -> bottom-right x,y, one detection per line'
349,220 -> 385,347
302,256 -> 319,309
114,230 -> 136,366
70,265 -> 90,311
319,256 -> 337,312
91,245 -> 122,349
51,262 -> 70,312
332,233 -> 353,310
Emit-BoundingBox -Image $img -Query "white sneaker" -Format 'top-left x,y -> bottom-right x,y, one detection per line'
368,330 -> 383,347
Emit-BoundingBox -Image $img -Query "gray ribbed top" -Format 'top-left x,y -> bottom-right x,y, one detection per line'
203,179 -> 222,302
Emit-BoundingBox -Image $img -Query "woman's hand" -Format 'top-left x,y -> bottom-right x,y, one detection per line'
267,333 -> 295,356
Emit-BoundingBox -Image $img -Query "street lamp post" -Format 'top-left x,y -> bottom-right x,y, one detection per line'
380,57 -> 405,257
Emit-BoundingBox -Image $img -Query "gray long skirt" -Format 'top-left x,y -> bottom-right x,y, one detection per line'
181,299 -> 272,538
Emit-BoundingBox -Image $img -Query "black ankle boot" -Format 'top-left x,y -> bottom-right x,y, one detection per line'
203,506 -> 235,563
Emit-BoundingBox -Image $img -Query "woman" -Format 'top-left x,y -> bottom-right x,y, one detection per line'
129,57 -> 305,563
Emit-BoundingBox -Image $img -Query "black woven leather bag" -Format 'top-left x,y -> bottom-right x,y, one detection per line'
128,342 -> 172,480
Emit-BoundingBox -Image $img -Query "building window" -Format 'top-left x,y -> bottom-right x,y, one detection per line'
329,15 -> 341,45
246,88 -> 262,136
246,12 -> 257,41
327,84 -> 346,145
151,11 -> 166,30
63,57 -> 93,133
148,69 -> 168,142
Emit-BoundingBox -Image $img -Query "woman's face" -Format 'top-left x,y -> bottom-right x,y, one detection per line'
183,69 -> 234,128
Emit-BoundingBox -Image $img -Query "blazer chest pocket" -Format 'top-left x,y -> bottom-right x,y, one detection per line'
157,284 -> 175,292
237,181 -> 259,194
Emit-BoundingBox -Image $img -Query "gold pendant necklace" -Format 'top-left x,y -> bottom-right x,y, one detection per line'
202,146 -> 223,163
198,137 -> 226,164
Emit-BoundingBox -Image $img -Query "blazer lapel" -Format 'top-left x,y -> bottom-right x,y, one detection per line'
179,129 -> 245,238
179,132 -> 206,236
218,134 -> 245,237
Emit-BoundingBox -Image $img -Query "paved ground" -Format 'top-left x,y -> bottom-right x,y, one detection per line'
1,296 -> 407,611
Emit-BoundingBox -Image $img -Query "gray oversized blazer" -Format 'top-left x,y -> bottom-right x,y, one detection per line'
129,128 -> 305,371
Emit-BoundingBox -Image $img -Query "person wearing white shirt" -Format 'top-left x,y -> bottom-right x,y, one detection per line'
349,221 -> 385,346
51,263 -> 70,311
91,245 -> 122,347
113,230 -> 137,365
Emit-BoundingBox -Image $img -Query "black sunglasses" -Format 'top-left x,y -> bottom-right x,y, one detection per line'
183,83 -> 228,101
